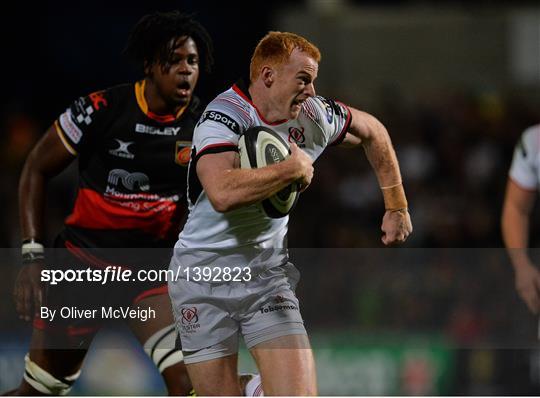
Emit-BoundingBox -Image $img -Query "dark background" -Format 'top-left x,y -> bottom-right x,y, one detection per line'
1,0 -> 540,395
1,0 -> 539,248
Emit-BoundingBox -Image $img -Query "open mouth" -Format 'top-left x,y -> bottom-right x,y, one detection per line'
292,98 -> 305,109
293,96 -> 308,105
177,81 -> 191,96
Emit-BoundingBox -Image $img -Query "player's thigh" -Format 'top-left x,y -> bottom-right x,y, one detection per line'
185,354 -> 240,396
250,334 -> 317,396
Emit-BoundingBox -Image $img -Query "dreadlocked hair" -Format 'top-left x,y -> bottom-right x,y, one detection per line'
124,11 -> 214,74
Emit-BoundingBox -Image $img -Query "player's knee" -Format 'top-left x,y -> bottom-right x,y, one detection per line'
143,325 -> 184,373
23,354 -> 80,395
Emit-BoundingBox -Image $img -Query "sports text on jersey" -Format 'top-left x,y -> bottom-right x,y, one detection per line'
104,186 -> 179,202
135,123 -> 181,136
197,111 -> 241,135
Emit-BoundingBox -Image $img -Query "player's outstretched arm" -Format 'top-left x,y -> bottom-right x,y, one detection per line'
340,107 -> 412,245
19,126 -> 75,239
14,126 -> 75,320
502,178 -> 540,314
196,143 -> 312,213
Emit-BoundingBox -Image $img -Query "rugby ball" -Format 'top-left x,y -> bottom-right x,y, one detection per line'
238,126 -> 299,218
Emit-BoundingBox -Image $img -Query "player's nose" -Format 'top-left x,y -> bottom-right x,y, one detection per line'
304,82 -> 315,97
177,60 -> 193,74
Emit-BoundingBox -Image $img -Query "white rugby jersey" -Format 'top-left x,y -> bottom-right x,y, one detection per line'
509,124 -> 540,191
175,79 -> 351,255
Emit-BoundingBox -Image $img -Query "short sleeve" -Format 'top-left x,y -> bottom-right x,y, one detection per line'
509,125 -> 540,190
54,90 -> 113,155
193,103 -> 245,159
305,96 -> 352,146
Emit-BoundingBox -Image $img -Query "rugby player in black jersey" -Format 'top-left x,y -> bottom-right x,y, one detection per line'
7,11 -> 212,396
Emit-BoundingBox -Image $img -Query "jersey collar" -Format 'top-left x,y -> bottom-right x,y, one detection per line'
135,80 -> 190,123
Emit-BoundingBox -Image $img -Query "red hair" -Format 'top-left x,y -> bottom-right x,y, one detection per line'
250,31 -> 321,82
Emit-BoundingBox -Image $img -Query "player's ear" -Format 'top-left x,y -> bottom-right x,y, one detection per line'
261,66 -> 274,88
143,60 -> 152,77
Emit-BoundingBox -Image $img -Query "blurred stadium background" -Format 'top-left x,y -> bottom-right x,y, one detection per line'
1,0 -> 540,395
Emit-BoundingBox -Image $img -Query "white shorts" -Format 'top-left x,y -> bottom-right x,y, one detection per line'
168,262 -> 306,363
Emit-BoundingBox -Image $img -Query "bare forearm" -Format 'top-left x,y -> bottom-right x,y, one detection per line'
342,109 -> 407,212
362,124 -> 401,189
502,204 -> 530,248
501,179 -> 537,270
348,109 -> 402,187
18,126 -> 75,242
502,204 -> 532,270
19,159 -> 47,241
205,160 -> 300,212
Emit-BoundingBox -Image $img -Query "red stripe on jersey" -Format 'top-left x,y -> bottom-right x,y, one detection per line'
232,84 -> 288,126
232,84 -> 251,103
65,188 -> 179,239
132,284 -> 168,305
64,240 -> 132,270
146,110 -> 176,123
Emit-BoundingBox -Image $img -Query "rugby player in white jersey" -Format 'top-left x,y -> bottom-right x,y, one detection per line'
502,124 -> 540,315
169,31 -> 412,395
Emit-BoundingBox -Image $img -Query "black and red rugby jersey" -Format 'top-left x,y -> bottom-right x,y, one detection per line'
54,81 -> 201,248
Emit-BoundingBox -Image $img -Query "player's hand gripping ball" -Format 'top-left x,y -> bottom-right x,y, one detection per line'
238,126 -> 299,218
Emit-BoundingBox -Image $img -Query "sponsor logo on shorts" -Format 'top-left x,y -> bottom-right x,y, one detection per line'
181,307 -> 200,333
274,295 -> 285,303
259,297 -> 298,314
197,111 -> 240,135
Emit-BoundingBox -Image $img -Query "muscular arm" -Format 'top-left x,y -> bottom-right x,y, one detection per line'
19,125 -> 76,240
339,107 -> 412,244
196,144 -> 312,213
15,125 -> 75,320
341,108 -> 402,188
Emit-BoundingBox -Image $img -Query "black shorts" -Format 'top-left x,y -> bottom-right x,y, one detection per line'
33,231 -> 171,339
